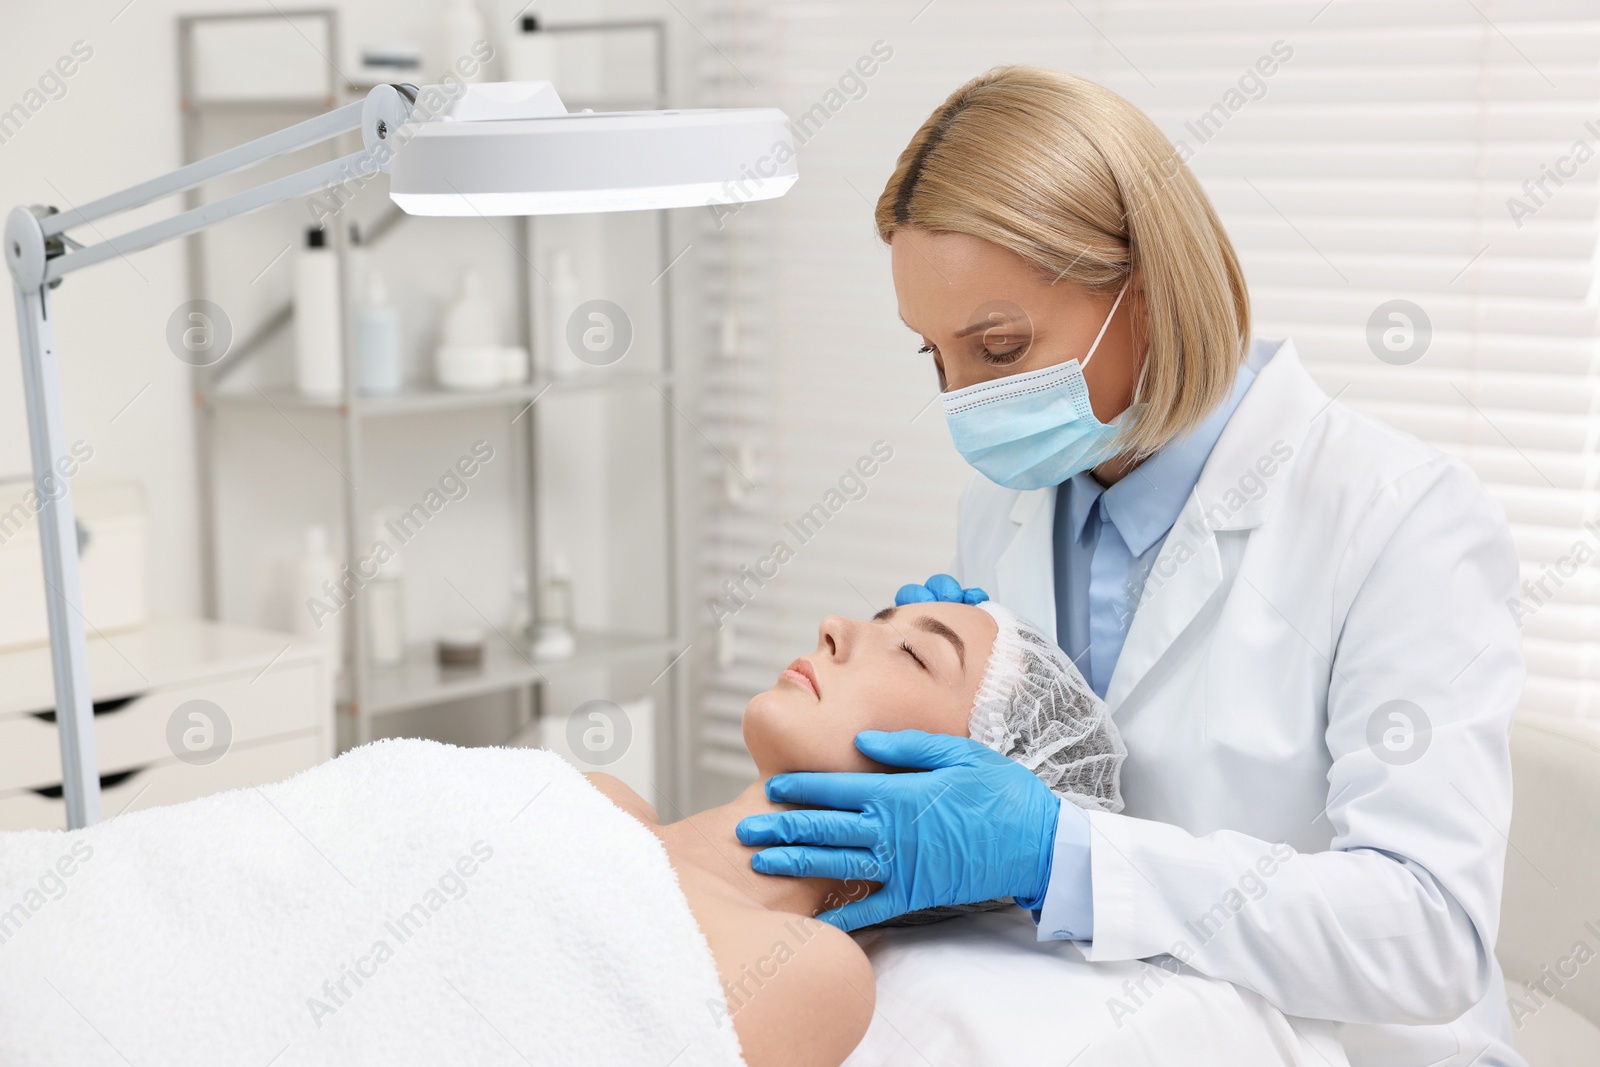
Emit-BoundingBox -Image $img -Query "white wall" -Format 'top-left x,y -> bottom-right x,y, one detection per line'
1,2 -> 199,621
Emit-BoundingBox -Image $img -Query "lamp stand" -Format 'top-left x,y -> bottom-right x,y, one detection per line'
9,246 -> 98,827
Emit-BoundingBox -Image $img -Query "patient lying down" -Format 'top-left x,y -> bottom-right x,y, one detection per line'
0,600 -> 1119,1065
587,600 -> 1126,1067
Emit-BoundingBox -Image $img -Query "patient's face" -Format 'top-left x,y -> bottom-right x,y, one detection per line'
742,602 -> 998,776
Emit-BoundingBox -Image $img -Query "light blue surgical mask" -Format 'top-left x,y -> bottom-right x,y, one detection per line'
940,281 -> 1131,490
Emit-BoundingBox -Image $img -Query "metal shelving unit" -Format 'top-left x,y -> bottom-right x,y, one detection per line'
364,631 -> 679,718
176,10 -> 690,807
210,370 -> 675,416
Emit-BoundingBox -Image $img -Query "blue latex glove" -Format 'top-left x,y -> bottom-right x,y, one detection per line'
735,729 -> 1059,931
894,573 -> 989,607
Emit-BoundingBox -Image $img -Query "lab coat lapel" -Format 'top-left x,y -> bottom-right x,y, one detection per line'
994,487 -> 1059,643
1103,338 -> 1324,710
1103,498 -> 1224,709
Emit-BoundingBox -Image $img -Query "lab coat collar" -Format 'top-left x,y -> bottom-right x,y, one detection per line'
1189,337 -> 1322,532
1090,361 -> 1258,558
1103,336 -> 1327,708
990,336 -> 1327,663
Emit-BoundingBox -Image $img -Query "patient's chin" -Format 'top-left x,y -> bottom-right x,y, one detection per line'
742,686 -> 795,731
741,689 -> 868,777
740,688 -> 795,773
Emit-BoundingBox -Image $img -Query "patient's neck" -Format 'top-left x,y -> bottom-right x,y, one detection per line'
663,778 -> 869,921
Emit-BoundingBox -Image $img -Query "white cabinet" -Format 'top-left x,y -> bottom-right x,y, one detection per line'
0,619 -> 332,830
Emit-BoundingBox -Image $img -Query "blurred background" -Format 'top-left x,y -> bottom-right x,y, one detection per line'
0,0 -> 1594,824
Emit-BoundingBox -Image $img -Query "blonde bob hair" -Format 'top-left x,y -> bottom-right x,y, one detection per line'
875,65 -> 1250,459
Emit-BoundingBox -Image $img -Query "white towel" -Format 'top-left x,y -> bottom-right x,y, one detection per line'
0,739 -> 744,1067
844,907 -> 1350,1067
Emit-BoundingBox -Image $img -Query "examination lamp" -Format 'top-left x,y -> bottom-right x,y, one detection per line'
6,81 -> 798,829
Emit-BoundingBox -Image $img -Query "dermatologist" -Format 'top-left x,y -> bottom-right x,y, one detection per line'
735,66 -> 1527,1066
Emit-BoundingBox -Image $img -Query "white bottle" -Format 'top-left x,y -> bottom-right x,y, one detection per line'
356,271 -> 402,396
443,269 -> 499,346
500,345 -> 530,385
365,515 -> 406,667
436,269 -> 503,390
505,13 -> 558,86
507,569 -> 533,644
543,249 -> 580,378
441,0 -> 488,82
296,525 -> 343,680
294,227 -> 343,399
532,552 -> 576,660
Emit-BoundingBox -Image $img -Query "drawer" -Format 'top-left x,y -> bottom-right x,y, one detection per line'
0,732 -> 327,831
0,659 -> 323,793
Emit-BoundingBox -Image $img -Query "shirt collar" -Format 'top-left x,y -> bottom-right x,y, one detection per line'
1065,365 -> 1258,555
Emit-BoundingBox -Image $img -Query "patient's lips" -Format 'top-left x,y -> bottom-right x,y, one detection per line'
779,657 -> 819,698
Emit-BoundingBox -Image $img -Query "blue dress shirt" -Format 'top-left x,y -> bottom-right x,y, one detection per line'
1030,365 -> 1257,940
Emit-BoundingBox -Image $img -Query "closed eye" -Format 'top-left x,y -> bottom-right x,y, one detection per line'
900,640 -> 928,671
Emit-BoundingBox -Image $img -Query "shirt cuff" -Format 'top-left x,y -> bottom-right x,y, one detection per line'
1024,798 -> 1094,941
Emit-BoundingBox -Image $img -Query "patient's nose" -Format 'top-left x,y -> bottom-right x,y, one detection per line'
816,615 -> 852,661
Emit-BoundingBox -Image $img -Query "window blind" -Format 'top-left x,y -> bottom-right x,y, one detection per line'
688,0 -> 1600,791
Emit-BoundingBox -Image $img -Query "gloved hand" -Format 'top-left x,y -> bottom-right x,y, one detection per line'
894,573 -> 989,607
735,730 -> 1060,931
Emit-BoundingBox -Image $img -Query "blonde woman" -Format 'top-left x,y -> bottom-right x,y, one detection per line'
738,67 -> 1526,1067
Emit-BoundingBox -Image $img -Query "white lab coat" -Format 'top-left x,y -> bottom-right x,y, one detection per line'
951,338 -> 1524,1067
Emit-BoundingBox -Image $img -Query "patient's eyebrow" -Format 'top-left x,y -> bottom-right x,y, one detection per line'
871,605 -> 966,671
914,617 -> 966,671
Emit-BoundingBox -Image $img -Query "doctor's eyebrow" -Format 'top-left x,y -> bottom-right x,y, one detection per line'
898,310 -> 1024,341
871,606 -> 966,670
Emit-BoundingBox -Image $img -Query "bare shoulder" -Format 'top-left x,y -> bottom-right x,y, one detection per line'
710,907 -> 876,1067
583,771 -> 660,826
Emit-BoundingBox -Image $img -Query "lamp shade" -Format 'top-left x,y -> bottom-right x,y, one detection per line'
389,94 -> 798,217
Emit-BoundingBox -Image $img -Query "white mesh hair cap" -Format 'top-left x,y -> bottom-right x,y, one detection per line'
872,600 -> 1126,929
968,600 -> 1127,813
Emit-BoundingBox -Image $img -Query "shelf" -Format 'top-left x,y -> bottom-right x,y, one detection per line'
360,630 -> 680,716
208,373 -> 673,417
534,371 -> 674,393
332,84 -> 666,113
212,382 -> 543,417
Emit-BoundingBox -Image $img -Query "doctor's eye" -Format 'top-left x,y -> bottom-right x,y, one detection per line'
980,345 -> 1027,366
